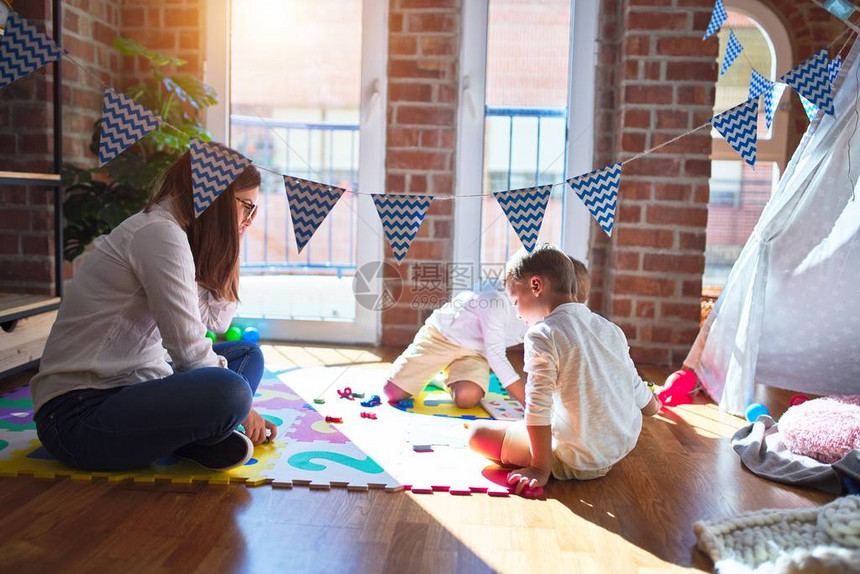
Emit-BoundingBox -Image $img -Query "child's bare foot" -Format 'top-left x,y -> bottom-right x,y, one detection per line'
383,380 -> 412,404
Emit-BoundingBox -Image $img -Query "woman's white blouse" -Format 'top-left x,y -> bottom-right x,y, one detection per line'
30,202 -> 237,413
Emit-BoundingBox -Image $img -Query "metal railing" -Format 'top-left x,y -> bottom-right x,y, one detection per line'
231,114 -> 359,278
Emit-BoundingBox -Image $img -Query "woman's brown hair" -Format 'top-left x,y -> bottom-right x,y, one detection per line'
145,151 -> 261,302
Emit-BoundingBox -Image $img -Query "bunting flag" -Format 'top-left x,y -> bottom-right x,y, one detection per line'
189,138 -> 251,218
284,176 -> 346,253
703,0 -> 727,40
372,194 -> 433,262
829,55 -> 843,84
797,57 -> 844,120
823,0 -> 856,21
764,83 -> 786,129
567,164 -> 622,237
0,11 -> 64,90
710,99 -> 759,168
720,31 -> 743,77
97,88 -> 163,166
493,185 -> 553,252
748,70 -> 771,100
800,95 -> 820,121
779,49 -> 835,116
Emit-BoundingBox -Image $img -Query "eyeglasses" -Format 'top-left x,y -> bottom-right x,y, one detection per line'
236,198 -> 258,223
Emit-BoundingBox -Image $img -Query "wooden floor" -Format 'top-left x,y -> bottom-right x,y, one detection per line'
0,344 -> 834,573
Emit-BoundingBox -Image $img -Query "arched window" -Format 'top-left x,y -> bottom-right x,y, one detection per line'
705,2 -> 792,291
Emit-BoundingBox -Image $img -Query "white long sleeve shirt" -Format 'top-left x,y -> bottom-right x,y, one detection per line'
30,202 -> 236,413
524,302 -> 654,470
425,287 -> 527,386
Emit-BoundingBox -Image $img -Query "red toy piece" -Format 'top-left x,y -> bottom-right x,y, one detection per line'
360,411 -> 377,420
789,393 -> 810,407
337,387 -> 354,400
325,416 -> 343,424
658,369 -> 697,407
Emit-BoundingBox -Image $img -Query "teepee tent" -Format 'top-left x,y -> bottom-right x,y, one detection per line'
686,39 -> 860,415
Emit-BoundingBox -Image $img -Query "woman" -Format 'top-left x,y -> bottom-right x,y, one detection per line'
31,152 -> 276,472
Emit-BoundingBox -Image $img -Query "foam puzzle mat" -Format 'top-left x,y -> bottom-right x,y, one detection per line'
0,366 -> 523,496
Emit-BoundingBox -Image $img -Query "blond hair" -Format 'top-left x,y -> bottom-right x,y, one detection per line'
505,243 -> 575,296
569,257 -> 591,303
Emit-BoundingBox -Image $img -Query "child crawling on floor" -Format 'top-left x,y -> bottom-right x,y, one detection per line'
383,258 -> 592,410
469,243 -> 660,494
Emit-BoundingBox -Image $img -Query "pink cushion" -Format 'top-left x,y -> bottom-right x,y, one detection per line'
779,395 -> 860,464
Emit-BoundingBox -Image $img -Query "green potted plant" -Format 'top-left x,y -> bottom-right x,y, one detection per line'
62,37 -> 218,262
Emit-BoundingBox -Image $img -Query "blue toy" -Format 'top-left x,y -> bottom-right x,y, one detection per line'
745,402 -> 770,422
242,326 -> 260,343
361,395 -> 382,408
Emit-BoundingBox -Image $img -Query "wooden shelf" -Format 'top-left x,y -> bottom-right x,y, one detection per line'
0,171 -> 62,187
0,293 -> 62,324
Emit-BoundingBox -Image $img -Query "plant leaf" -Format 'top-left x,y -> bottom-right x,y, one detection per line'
113,37 -> 186,67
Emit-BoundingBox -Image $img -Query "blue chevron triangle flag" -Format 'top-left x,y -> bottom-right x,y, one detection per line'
798,57 -> 844,120
567,163 -> 622,237
190,138 -> 252,218
748,69 -> 772,100
764,82 -> 786,129
710,99 -> 759,168
720,32 -> 743,77
0,11 -> 64,90
493,185 -> 553,252
829,55 -> 843,84
779,49 -> 835,116
98,88 -> 163,166
703,0 -> 727,40
372,194 -> 434,262
284,175 -> 346,253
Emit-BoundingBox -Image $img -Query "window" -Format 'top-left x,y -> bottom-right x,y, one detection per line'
706,4 -> 791,289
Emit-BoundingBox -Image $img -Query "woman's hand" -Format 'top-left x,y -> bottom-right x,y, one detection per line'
507,466 -> 549,495
242,408 -> 278,445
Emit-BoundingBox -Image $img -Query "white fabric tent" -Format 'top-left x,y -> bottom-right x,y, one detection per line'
686,39 -> 860,415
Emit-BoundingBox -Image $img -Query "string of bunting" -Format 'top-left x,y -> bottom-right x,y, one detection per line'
0,3 -> 855,261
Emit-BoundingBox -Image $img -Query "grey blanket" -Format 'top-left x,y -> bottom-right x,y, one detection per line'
731,416 -> 860,494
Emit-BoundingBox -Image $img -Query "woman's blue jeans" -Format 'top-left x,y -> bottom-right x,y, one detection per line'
34,341 -> 264,471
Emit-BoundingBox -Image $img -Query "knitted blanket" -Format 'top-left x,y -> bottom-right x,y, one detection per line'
693,496 -> 860,573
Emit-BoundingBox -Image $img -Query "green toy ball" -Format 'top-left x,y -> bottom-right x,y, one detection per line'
225,326 -> 242,341
205,331 -> 217,343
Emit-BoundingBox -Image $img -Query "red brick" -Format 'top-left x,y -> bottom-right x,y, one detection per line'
433,219 -> 452,239
619,203 -> 642,223
621,132 -> 646,153
629,345 -> 670,366
643,253 -> 704,274
396,105 -> 455,126
627,12 -> 689,30
623,109 -> 651,129
682,280 -> 703,297
623,35 -> 650,56
386,174 -> 406,192
0,209 -> 31,231
677,85 -> 714,106
616,228 -> 674,249
653,184 -> 690,201
636,300 -> 656,319
400,0 -> 459,8
656,37 -> 711,56
0,234 -> 18,255
646,205 -> 708,227
123,7 -> 144,27
625,85 -> 673,104
165,8 -> 199,26
382,305 -> 419,326
624,157 -> 682,177
406,13 -> 457,33
661,302 -> 702,322
612,298 -> 633,317
615,250 -> 640,271
419,130 -> 440,148
390,36 -> 418,56
431,174 -> 453,194
22,234 -> 52,256
614,275 -> 676,297
0,259 -> 52,282
420,37 -> 456,56
666,61 -> 716,82
679,232 -> 706,251
389,59 -> 446,80
388,150 -> 448,171
409,174 -> 428,193
388,127 -> 420,147
389,82 -> 433,102
408,240 -> 447,261
656,110 -> 689,130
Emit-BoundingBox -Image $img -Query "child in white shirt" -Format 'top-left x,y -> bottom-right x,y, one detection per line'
384,283 -> 529,408
469,243 -> 660,494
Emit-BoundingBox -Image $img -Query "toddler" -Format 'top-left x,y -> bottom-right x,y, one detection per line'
469,243 -> 660,494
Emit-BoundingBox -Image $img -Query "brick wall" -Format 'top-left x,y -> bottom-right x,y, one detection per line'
0,2 -> 57,295
382,0 -> 461,346
0,0 -> 204,292
588,0 -> 719,367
